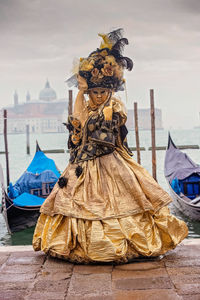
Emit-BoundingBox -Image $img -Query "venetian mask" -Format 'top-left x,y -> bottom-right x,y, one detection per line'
88,88 -> 110,106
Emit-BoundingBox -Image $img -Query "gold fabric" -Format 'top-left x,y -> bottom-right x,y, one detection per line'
33,206 -> 188,263
33,146 -> 188,262
32,95 -> 188,262
39,149 -> 173,220
73,90 -> 88,127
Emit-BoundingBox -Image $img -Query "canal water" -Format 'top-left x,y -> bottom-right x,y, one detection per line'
0,129 -> 200,245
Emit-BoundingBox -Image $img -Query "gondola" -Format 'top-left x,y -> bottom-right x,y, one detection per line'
0,142 -> 60,233
164,134 -> 200,221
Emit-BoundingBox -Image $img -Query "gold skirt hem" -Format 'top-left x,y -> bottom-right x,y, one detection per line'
32,206 -> 188,263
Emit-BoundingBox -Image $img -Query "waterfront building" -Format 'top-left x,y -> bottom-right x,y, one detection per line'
0,82 -> 163,134
126,108 -> 163,130
0,80 -> 68,134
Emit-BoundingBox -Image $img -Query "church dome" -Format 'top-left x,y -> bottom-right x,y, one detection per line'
39,80 -> 57,101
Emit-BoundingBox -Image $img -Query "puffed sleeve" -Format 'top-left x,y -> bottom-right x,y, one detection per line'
112,97 -> 132,156
112,97 -> 127,126
67,115 -> 82,149
66,116 -> 83,163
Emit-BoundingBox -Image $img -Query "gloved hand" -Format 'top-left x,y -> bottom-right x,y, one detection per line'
77,75 -> 88,92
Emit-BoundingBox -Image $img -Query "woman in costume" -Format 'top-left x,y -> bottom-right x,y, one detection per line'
33,29 -> 188,263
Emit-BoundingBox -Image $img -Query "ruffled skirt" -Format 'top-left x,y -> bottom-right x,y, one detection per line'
32,148 -> 188,263
33,206 -> 188,263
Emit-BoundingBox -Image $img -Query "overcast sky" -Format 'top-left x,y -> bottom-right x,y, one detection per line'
0,0 -> 200,128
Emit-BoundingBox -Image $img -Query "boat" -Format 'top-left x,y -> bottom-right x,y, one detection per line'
0,142 -> 60,233
164,134 -> 200,221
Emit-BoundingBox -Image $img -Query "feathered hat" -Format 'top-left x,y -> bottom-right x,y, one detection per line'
67,28 -> 133,92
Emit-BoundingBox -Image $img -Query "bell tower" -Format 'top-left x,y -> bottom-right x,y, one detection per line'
26,91 -> 31,102
14,90 -> 18,106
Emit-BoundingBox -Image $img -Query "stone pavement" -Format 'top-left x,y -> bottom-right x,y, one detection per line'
0,239 -> 200,300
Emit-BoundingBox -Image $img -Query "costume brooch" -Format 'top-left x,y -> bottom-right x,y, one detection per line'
58,177 -> 68,188
75,166 -> 83,178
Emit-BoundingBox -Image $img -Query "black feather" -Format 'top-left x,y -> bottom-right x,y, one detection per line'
107,28 -> 124,44
108,37 -> 133,71
119,57 -> 133,71
111,38 -> 128,54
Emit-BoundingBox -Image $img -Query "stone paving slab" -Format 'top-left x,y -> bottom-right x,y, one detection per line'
113,289 -> 183,300
0,240 -> 200,299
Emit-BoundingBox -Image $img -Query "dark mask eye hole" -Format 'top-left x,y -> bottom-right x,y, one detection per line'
101,91 -> 105,94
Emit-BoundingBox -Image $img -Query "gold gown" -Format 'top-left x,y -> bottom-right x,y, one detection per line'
32,98 -> 188,263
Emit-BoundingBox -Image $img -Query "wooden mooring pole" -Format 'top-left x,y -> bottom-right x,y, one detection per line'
134,102 -> 141,164
68,90 -> 73,115
26,124 -> 30,155
150,89 -> 157,181
3,110 -> 10,187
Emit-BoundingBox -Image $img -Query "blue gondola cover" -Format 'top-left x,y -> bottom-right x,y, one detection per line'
8,149 -> 60,199
27,150 -> 60,177
171,178 -> 181,195
179,174 -> 200,200
13,192 -> 45,207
